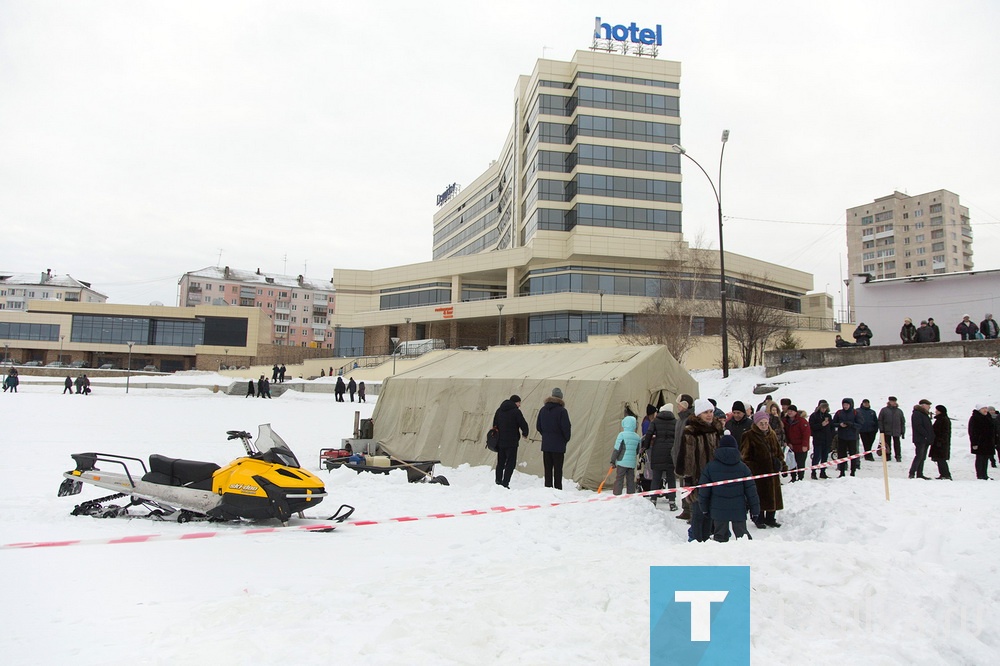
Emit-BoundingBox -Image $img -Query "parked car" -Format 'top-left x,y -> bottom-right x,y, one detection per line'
69,360 -> 90,368
142,365 -> 158,372
98,363 -> 115,370
0,358 -> 17,366
45,361 -> 67,368
22,360 -> 42,367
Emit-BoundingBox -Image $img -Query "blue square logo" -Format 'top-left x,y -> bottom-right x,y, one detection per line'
650,566 -> 750,665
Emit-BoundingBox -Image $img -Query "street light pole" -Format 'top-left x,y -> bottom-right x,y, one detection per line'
60,335 -> 64,363
672,130 -> 731,378
598,289 -> 604,336
126,341 -> 134,394
390,337 -> 400,375
497,304 -> 504,345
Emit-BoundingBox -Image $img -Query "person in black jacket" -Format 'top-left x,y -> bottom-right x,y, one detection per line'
968,404 -> 996,480
929,405 -> 952,480
347,377 -> 357,402
493,394 -> 529,488
980,314 -> 999,339
915,321 -> 936,344
808,400 -> 834,479
927,317 -> 941,342
724,401 -> 752,444
833,398 -> 863,477
335,376 -> 346,402
857,398 -> 879,461
699,433 -> 761,542
853,322 -> 873,346
899,318 -> 917,344
644,404 -> 678,511
909,400 -> 934,479
956,315 -> 979,340
536,388 -> 571,489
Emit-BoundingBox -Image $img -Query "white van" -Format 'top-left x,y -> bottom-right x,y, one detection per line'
393,339 -> 446,356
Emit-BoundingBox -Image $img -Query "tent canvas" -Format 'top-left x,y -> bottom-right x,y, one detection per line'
369,345 -> 699,489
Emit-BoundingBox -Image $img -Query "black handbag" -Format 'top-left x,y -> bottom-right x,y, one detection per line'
486,427 -> 500,452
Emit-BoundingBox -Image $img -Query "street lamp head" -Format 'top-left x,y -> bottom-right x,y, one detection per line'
670,144 -> 685,154
497,304 -> 504,313
721,129 -> 730,143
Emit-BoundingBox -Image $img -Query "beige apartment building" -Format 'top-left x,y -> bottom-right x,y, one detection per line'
0,270 -> 107,311
846,190 -> 973,280
331,50 -> 830,359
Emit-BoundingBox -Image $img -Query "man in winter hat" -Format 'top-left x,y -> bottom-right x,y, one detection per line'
725,400 -> 752,444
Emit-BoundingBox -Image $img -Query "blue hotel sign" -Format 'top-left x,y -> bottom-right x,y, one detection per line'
593,17 -> 663,46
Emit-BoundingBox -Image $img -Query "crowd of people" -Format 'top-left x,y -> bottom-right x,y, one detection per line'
837,314 -> 999,347
490,389 -> 1000,543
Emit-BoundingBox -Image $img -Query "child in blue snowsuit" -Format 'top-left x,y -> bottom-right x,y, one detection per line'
698,432 -> 761,542
611,415 -> 642,495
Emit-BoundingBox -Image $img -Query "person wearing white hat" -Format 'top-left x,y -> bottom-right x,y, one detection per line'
956,315 -> 979,341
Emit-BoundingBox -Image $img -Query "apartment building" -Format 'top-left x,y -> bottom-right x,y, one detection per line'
0,269 -> 107,310
846,190 -> 973,281
178,266 -> 335,349
332,49 -> 826,357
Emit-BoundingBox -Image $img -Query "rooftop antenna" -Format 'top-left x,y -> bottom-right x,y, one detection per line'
282,254 -> 287,274
217,249 -> 223,266
304,260 -> 308,276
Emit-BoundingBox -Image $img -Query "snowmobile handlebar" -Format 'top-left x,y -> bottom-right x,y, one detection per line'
226,430 -> 252,441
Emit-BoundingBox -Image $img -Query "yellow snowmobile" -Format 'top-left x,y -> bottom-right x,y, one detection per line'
58,424 -> 353,525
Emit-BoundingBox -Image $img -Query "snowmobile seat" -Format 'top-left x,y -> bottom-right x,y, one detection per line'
143,454 -> 220,489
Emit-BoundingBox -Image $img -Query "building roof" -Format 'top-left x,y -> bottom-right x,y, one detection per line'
181,266 -> 334,292
0,271 -> 104,294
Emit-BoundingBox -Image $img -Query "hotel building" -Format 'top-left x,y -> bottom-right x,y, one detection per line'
331,50 -> 826,357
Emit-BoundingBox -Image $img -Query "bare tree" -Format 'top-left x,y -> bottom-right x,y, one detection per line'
727,274 -> 795,367
619,233 -> 717,363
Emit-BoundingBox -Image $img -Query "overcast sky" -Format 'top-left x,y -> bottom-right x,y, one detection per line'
2,1 -> 999,316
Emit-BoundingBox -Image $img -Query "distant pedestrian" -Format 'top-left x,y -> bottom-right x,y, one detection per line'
279,364 -> 287,382
64,376 -> 74,395
915,320 -> 935,344
956,315 -> 979,340
74,375 -> 85,394
493,394 -> 529,488
261,378 -> 272,398
81,374 -> 90,395
644,404 -> 678,510
358,381 -> 366,402
980,314 -> 999,339
610,414 -> 640,496
257,375 -> 266,398
271,364 -> 279,382
5,370 -> 19,393
699,432 -> 761,542
878,396 -> 906,462
246,380 -> 256,398
347,377 -> 357,402
909,399 -> 933,479
329,366 -> 333,377
969,404 -> 995,480
335,376 -> 346,402
899,318 -> 917,344
927,318 -> 941,342
853,322 -> 873,346
835,335 -> 853,347
857,398 -> 879,461
537,387 -> 571,490
930,405 -> 952,480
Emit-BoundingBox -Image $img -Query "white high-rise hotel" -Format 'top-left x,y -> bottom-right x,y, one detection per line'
332,41 -> 827,356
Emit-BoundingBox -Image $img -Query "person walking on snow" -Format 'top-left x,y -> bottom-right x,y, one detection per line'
347,377 -> 357,402
536,388 -> 571,489
63,376 -> 73,395
358,381 -> 366,403
643,404 -> 678,511
610,414 -> 640,496
699,432 -> 761,542
929,404 -> 952,480
493,394 -> 528,488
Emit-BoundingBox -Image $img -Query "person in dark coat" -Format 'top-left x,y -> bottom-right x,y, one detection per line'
493,395 -> 529,488
968,404 -> 996,480
644,404 -> 678,510
699,433 -> 761,542
358,381 -> 366,403
929,405 -> 952,480
347,377 -> 357,402
915,321 -> 936,344
724,401 -> 752,444
955,315 -> 979,340
740,411 -> 783,528
536,388 -> 571,489
834,335 -> 854,347
853,322 -> 873,346
335,376 -> 346,402
857,398 -> 879,462
640,404 -> 657,437
808,400 -> 834,479
878,396 -> 906,462
980,314 -> 999,339
279,364 -> 287,382
257,375 -> 266,398
245,380 -> 256,398
678,399 -> 724,541
927,317 -> 941,342
783,405 -> 811,482
899,318 -> 917,344
909,399 -> 934,479
63,376 -> 74,395
261,377 -> 271,398
74,375 -> 85,394
272,364 -> 280,382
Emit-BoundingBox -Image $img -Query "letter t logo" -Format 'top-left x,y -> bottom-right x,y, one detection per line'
674,590 -> 729,641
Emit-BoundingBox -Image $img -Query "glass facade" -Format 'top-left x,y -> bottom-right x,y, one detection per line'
0,321 -> 60,341
69,315 -> 218,347
528,312 -> 636,343
333,327 -> 365,357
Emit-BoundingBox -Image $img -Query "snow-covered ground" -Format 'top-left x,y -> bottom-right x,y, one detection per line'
2,359 -> 999,664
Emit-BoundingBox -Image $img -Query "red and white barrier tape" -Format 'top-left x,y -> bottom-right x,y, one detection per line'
1,448 -> 883,551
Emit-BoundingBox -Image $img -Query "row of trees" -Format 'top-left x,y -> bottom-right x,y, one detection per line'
619,240 -> 801,368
